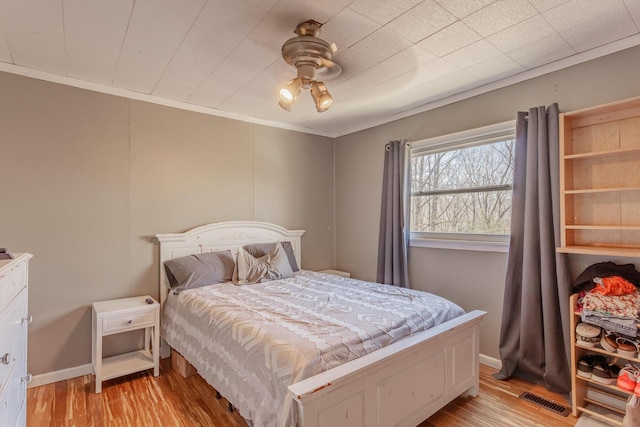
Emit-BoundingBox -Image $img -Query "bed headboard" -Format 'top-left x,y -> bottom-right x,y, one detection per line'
155,221 -> 305,309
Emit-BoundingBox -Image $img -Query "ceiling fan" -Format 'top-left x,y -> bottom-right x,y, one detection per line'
278,20 -> 342,113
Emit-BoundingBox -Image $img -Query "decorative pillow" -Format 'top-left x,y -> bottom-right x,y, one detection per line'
164,250 -> 234,292
242,241 -> 299,272
233,242 -> 294,285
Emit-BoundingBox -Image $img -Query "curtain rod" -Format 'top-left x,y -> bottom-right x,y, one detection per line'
385,141 -> 410,151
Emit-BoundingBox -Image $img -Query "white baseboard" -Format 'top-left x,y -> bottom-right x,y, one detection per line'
28,354 -> 501,388
28,363 -> 93,388
479,353 -> 501,370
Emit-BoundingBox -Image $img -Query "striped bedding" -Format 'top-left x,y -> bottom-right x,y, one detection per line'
162,270 -> 465,427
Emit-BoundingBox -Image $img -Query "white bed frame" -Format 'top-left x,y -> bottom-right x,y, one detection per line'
156,221 -> 486,427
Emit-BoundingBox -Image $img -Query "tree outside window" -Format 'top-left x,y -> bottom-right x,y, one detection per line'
410,126 -> 515,241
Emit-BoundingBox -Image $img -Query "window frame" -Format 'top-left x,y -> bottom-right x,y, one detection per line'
409,120 -> 516,253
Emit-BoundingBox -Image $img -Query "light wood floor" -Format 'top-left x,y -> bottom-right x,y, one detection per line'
27,360 -> 578,426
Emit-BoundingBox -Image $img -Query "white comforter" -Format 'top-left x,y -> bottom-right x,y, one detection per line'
162,270 -> 465,427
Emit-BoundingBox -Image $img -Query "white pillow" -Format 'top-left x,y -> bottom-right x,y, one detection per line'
233,242 -> 294,285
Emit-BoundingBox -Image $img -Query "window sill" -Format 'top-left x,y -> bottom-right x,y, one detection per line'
410,237 -> 509,253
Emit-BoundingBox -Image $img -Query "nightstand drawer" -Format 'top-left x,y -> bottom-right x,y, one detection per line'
102,310 -> 155,334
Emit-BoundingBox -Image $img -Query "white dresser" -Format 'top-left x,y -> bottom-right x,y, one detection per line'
0,253 -> 32,427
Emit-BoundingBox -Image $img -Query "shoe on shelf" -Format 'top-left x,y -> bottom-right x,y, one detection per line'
618,364 -> 640,392
601,330 -> 619,353
592,361 -> 621,385
577,354 -> 608,379
576,323 -> 602,347
616,337 -> 640,359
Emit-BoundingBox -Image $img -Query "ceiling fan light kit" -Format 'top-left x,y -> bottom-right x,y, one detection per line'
278,78 -> 302,111
279,20 -> 341,113
310,81 -> 333,112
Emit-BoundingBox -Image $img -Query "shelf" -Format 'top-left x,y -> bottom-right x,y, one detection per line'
564,187 -> 640,195
565,225 -> 640,231
101,349 -> 155,381
577,405 -> 623,426
585,386 -> 628,412
575,373 -> 635,397
575,343 -> 640,363
557,246 -> 640,257
564,97 -> 640,127
564,146 -> 640,159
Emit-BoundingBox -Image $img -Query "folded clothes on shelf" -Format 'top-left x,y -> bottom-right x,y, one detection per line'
582,310 -> 639,338
579,290 -> 640,337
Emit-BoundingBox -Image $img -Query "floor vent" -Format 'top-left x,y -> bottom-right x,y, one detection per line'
518,391 -> 571,416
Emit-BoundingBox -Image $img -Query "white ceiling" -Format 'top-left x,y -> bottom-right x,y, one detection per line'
1,0 -> 639,137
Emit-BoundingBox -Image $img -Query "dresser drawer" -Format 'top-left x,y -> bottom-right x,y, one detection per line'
0,288 -> 27,397
0,260 -> 26,311
102,310 -> 156,335
0,343 -> 27,427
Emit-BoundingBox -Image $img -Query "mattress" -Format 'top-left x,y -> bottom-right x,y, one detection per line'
162,270 -> 465,427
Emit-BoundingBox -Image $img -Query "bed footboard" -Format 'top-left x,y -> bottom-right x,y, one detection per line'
288,310 -> 486,427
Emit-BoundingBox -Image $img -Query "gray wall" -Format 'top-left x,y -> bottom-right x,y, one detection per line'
0,72 -> 335,375
334,45 -> 640,359
3,44 -> 640,377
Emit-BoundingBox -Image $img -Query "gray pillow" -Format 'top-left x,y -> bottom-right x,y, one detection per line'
243,241 -> 299,271
164,250 -> 234,292
233,243 -> 294,285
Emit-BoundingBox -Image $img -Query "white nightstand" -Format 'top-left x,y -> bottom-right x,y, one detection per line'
92,295 -> 160,393
319,269 -> 351,278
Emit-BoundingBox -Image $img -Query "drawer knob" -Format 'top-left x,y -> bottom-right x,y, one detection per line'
126,320 -> 133,326
1,353 -> 9,365
22,314 -> 33,325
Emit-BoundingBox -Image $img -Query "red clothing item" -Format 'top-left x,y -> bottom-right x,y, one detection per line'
592,276 -> 637,296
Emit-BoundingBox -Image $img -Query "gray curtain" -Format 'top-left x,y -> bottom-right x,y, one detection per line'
494,104 -> 572,394
377,140 -> 410,288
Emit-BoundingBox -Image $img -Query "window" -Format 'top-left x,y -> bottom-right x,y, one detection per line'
410,121 -> 515,252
